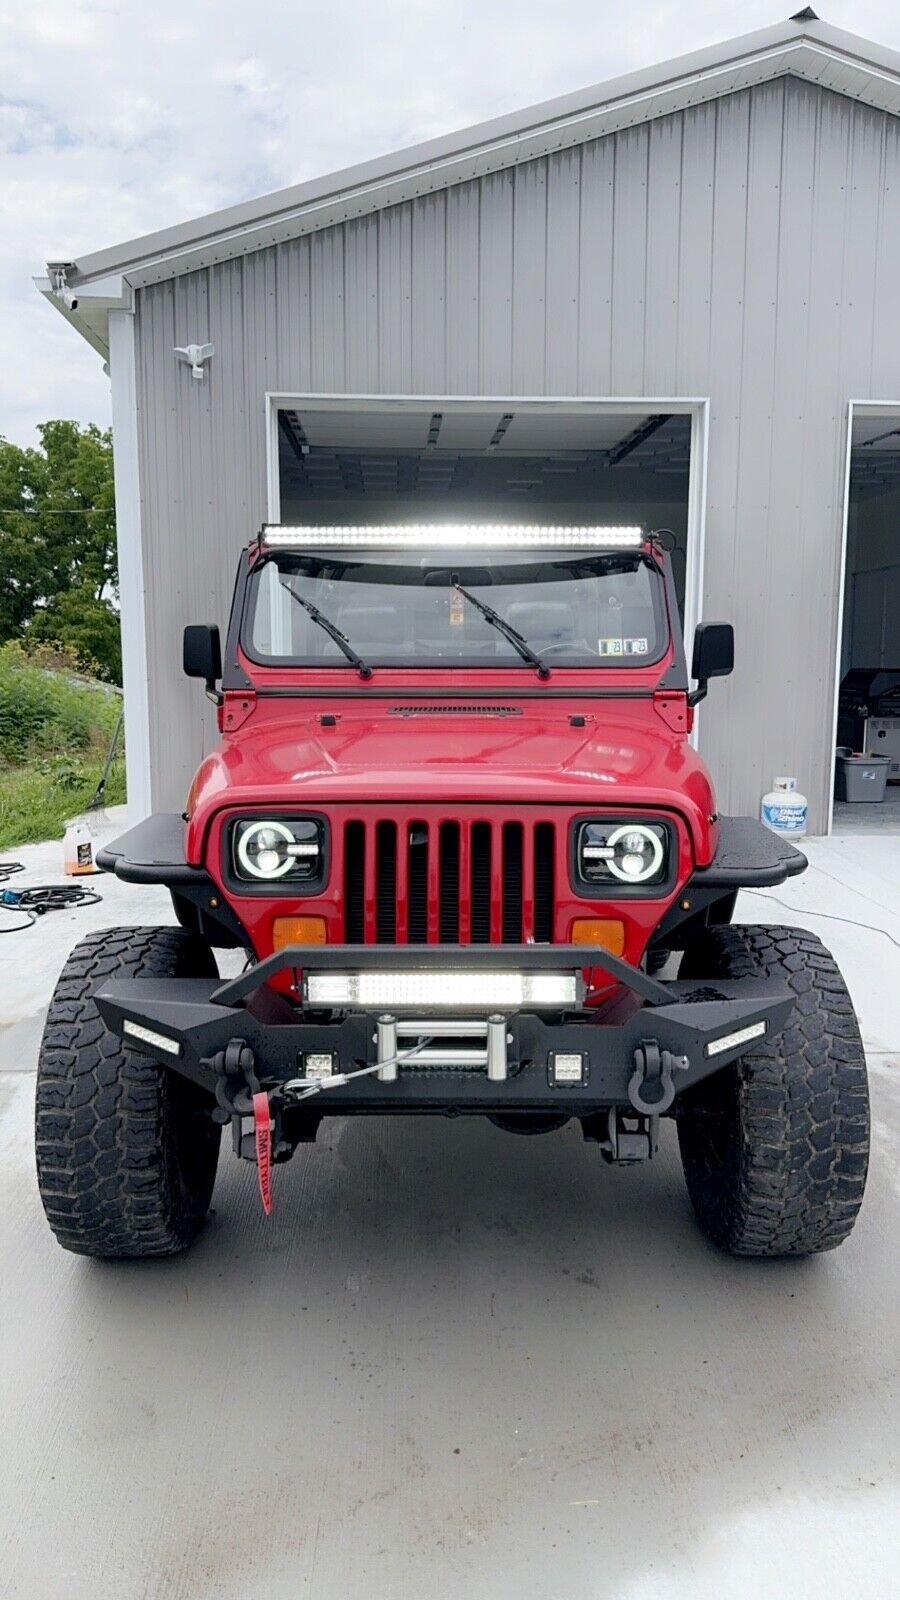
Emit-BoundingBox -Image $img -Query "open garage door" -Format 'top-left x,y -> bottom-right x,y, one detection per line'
832,405 -> 900,834
268,399 -> 701,637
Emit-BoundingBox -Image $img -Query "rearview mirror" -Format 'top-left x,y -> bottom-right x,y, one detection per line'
183,624 -> 222,704
689,622 -> 734,706
423,567 -> 494,586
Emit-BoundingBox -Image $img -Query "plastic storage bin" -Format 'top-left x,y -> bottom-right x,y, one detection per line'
834,753 -> 890,803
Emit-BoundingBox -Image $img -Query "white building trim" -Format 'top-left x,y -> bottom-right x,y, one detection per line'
108,310 -> 152,822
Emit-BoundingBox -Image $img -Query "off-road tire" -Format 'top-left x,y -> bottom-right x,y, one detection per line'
676,924 -> 869,1257
35,927 -> 221,1259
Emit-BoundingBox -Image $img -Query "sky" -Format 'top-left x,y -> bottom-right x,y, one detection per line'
2,0 -> 900,447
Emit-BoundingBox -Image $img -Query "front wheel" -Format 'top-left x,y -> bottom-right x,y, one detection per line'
35,927 -> 221,1258
676,925 -> 869,1257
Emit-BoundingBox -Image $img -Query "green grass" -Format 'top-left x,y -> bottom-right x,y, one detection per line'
0,642 -> 126,852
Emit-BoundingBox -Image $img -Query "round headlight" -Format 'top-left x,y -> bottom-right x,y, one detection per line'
605,823 -> 664,883
236,819 -> 297,880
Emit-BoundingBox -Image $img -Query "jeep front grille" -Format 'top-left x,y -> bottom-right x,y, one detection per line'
342,812 -> 556,945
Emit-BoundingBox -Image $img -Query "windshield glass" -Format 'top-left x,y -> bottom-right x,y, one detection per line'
245,550 -> 667,669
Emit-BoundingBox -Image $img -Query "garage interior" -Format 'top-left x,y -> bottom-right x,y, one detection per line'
276,405 -> 693,619
835,408 -> 900,833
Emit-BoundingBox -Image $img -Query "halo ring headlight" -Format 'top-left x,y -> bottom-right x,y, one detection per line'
236,819 -> 297,880
575,818 -> 671,892
605,823 -> 665,883
229,815 -> 326,891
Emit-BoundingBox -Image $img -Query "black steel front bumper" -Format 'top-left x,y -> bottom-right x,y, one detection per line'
94,942 -> 793,1118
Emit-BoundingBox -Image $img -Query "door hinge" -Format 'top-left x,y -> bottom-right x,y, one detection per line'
221,691 -> 257,732
652,691 -> 691,734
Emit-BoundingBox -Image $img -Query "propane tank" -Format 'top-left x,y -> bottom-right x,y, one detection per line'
760,776 -> 808,839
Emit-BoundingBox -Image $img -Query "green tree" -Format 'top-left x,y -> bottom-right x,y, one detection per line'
0,421 -> 120,680
27,582 -> 122,682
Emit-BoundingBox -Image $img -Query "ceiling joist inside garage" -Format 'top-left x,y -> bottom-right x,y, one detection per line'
278,408 -> 691,507
850,412 -> 900,497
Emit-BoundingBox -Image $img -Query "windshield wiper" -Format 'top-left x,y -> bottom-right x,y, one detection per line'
279,582 -> 372,678
453,583 -> 550,679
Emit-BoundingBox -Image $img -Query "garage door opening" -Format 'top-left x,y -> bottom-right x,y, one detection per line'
269,399 -> 699,632
833,406 -> 900,834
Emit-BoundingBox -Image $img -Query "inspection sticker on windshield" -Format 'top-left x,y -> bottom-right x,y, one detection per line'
598,637 -> 648,656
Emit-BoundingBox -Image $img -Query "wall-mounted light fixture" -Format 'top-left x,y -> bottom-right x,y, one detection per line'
174,342 -> 214,380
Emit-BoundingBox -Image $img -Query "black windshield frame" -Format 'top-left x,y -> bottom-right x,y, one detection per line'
239,549 -> 672,673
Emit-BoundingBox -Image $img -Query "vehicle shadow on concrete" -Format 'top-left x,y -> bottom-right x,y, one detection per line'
2,1083 -> 897,1600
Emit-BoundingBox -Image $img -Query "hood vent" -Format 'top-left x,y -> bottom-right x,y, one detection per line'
390,704 -> 521,717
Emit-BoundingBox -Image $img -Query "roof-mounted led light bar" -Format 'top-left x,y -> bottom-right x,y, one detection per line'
261,523 -> 644,550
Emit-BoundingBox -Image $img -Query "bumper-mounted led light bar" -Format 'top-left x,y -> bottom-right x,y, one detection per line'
123,1019 -> 182,1057
261,523 -> 644,550
704,1020 -> 767,1058
305,969 -> 579,1010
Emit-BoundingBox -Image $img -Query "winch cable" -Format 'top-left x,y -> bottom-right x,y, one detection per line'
285,1036 -> 435,1100
0,865 -> 102,933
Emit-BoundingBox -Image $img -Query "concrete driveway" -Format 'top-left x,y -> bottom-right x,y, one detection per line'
0,823 -> 897,1599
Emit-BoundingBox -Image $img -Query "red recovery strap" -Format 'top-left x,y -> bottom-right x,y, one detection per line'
252,1090 -> 273,1216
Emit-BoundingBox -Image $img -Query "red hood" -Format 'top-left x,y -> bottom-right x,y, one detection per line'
186,699 -> 718,866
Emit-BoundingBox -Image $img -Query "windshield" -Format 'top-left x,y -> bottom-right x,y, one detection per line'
244,549 -> 667,670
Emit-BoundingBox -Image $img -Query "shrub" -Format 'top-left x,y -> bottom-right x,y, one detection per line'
0,640 -> 121,767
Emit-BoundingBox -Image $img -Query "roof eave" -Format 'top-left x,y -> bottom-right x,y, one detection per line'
36,274 -> 132,361
40,16 -> 900,354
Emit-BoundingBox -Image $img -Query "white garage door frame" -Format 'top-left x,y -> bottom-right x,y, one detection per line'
264,392 -> 710,726
828,397 -> 900,834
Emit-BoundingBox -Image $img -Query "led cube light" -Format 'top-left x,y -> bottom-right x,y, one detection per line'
262,523 -> 644,550
302,1052 -> 335,1081
549,1051 -> 587,1086
304,970 -> 578,1009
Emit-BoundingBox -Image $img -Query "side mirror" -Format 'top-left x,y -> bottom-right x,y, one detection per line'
183,624 -> 222,705
689,622 -> 734,706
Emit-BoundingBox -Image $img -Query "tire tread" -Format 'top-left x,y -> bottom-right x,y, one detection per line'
677,924 -> 869,1256
35,927 -> 220,1259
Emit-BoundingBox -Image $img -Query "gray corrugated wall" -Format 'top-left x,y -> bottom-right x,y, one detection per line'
134,76 -> 900,828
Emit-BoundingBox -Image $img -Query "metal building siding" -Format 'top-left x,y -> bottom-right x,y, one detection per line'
135,77 -> 900,826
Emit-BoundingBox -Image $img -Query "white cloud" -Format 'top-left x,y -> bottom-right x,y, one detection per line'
2,0 -> 900,444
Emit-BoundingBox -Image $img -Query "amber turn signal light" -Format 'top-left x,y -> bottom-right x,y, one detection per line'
570,918 -> 626,955
272,915 -> 327,950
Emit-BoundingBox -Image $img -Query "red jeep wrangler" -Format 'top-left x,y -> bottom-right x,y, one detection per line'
36,525 -> 869,1259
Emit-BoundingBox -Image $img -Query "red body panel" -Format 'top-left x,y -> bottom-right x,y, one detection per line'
188,697 -> 716,863
201,798 -> 698,985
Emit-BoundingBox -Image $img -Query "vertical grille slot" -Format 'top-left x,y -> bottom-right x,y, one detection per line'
407,821 -> 428,943
533,822 -> 555,943
470,822 -> 492,943
375,820 -> 397,942
439,822 -> 460,942
344,821 -> 365,944
502,822 -> 523,943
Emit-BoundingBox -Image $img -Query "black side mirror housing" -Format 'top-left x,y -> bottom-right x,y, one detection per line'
183,624 -> 222,704
689,622 -> 734,706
